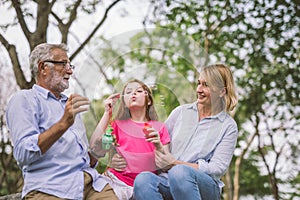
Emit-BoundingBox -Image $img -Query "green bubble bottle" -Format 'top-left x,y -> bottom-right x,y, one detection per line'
102,124 -> 114,150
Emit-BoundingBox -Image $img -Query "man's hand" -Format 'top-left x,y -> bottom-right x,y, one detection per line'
155,150 -> 176,171
110,153 -> 127,171
89,152 -> 98,168
38,94 -> 90,154
62,94 -> 90,126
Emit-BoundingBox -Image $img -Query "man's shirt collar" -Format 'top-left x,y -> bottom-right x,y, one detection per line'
33,84 -> 68,101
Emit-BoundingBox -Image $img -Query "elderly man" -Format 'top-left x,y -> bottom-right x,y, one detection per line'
6,43 -> 117,200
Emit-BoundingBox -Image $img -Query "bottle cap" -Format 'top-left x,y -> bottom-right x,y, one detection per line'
143,122 -> 152,135
106,124 -> 113,134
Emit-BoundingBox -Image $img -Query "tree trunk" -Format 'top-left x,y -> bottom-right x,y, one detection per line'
223,170 -> 233,200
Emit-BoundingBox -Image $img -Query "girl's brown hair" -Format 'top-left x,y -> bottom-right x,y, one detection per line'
115,79 -> 158,121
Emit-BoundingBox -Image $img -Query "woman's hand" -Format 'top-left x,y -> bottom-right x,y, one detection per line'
110,153 -> 127,171
155,150 -> 177,171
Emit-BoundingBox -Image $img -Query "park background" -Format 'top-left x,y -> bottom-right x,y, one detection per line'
0,0 -> 299,199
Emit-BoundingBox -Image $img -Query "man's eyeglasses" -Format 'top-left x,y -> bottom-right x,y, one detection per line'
43,60 -> 75,70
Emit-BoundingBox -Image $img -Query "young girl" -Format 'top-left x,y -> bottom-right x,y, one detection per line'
90,79 -> 170,199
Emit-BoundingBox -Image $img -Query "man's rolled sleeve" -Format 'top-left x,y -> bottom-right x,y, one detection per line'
6,91 -> 43,166
14,133 -> 42,166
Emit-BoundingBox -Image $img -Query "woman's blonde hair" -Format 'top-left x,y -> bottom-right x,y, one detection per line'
201,64 -> 238,112
115,79 -> 158,121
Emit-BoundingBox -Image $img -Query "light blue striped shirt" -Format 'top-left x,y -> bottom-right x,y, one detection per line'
165,102 -> 238,187
6,84 -> 108,199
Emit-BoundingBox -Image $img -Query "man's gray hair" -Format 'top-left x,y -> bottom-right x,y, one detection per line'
30,43 -> 68,79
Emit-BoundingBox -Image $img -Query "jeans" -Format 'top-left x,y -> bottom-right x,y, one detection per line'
134,165 -> 220,200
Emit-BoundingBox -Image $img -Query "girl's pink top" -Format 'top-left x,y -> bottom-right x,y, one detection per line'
109,120 -> 170,186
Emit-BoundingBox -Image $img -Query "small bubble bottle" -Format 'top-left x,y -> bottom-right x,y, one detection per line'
102,124 -> 114,150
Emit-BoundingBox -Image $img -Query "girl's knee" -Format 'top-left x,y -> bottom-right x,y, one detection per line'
134,172 -> 159,198
134,172 -> 157,190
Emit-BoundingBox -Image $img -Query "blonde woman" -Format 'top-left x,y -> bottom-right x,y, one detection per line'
133,64 -> 239,200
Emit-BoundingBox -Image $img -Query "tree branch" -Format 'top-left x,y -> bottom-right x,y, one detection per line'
258,115 -> 279,200
51,0 -> 82,43
0,33 -> 34,89
70,0 -> 122,60
66,0 -> 82,28
11,0 -> 31,41
30,1 -> 53,49
233,115 -> 259,200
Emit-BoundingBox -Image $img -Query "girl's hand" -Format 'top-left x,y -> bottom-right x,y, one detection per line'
145,127 -> 164,151
104,93 -> 120,114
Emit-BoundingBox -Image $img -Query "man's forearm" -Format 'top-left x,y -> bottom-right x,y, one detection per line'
38,121 -> 69,154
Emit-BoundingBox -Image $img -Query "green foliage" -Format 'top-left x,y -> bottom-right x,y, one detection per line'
152,83 -> 180,121
84,98 -> 106,139
144,0 -> 300,198
0,141 -> 22,195
2,0 -> 299,198
238,157 -> 272,197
